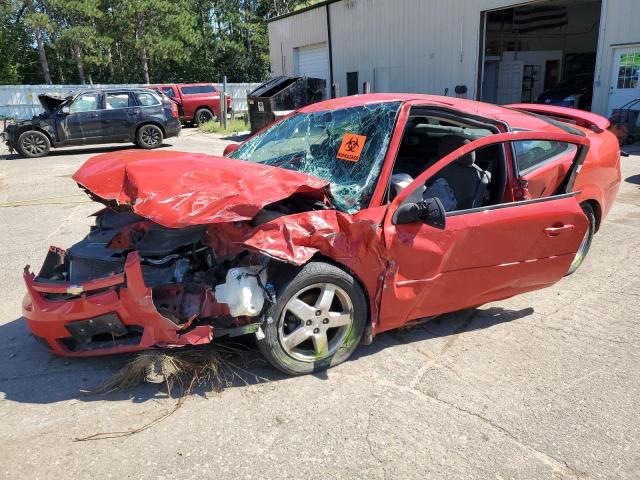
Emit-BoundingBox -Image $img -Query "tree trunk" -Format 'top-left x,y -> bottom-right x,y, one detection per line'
135,13 -> 150,84
74,45 -> 86,84
34,27 -> 52,85
107,49 -> 115,80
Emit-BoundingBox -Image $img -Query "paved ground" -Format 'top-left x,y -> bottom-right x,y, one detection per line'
0,132 -> 639,479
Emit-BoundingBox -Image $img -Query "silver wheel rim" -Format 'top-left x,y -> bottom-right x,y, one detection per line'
278,283 -> 354,362
23,133 -> 46,155
141,126 -> 161,147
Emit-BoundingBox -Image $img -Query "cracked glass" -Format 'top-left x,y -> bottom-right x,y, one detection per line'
230,102 -> 401,212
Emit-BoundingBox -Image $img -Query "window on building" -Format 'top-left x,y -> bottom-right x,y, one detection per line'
347,72 -> 359,96
617,52 -> 640,89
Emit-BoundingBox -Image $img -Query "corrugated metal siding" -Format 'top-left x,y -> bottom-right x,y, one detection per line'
0,83 -> 261,120
268,7 -> 329,76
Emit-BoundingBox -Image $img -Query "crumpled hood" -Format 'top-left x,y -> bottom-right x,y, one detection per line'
38,93 -> 72,112
72,150 -> 330,228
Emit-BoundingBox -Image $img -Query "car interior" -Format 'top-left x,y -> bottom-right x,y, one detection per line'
389,111 -> 508,213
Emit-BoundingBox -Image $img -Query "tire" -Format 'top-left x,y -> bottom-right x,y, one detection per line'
566,203 -> 595,275
194,108 -> 215,126
17,130 -> 50,158
257,261 -> 367,375
136,124 -> 163,149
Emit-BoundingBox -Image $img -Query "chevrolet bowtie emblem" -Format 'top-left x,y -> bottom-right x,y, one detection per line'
66,285 -> 84,295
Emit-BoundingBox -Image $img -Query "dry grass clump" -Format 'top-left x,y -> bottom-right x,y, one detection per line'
75,344 -> 265,441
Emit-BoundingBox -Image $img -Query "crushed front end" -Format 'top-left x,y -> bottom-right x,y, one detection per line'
23,208 -> 270,356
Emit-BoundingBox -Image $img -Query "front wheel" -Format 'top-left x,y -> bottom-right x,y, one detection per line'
257,262 -> 367,375
17,130 -> 50,158
566,203 -> 595,275
136,124 -> 164,149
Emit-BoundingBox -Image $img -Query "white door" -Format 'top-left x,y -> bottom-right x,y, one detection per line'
608,46 -> 640,116
497,61 -> 524,105
295,43 -> 329,97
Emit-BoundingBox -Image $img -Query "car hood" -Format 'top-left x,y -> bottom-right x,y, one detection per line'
72,150 -> 331,228
38,93 -> 73,112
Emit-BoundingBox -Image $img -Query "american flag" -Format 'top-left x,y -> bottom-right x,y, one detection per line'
512,5 -> 569,33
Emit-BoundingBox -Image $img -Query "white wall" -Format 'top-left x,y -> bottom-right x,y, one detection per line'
267,0 -> 639,115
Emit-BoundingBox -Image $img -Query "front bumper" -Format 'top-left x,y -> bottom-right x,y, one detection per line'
23,249 -> 213,357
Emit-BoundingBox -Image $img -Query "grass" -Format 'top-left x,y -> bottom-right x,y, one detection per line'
199,118 -> 249,134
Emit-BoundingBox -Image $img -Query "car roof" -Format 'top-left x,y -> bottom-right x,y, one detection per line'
296,93 -> 577,134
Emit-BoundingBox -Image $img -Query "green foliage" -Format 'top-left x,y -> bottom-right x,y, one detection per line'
199,118 -> 248,134
0,0 -> 312,85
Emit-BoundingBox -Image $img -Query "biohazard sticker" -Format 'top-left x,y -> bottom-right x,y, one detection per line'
337,133 -> 367,162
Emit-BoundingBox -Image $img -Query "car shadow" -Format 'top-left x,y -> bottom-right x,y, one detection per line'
626,174 -> 640,185
0,305 -> 534,405
0,144 -> 175,161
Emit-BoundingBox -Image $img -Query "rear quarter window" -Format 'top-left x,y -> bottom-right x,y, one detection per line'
135,91 -> 161,106
513,140 -> 576,174
180,85 -> 216,95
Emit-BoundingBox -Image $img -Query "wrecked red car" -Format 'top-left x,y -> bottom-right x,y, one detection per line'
23,94 -> 621,375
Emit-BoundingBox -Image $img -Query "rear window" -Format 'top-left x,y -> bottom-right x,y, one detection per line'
135,91 -> 161,106
180,85 -> 216,95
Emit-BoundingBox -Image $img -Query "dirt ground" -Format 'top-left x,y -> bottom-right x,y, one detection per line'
1,131 -> 639,479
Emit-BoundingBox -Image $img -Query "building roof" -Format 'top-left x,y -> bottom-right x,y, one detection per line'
268,0 -> 343,22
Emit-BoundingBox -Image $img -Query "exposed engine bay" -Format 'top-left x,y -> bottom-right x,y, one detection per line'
31,207 -> 290,352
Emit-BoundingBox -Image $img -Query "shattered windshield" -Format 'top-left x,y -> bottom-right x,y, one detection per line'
229,102 -> 401,212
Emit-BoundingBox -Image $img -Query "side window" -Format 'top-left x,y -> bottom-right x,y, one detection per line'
513,140 -> 576,174
69,93 -> 100,113
161,87 -> 176,98
180,85 -> 216,95
104,93 -> 131,110
135,91 -> 161,107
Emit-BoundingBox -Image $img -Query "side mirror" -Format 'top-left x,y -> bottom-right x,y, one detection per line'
223,143 -> 239,157
393,197 -> 446,229
61,106 -> 70,115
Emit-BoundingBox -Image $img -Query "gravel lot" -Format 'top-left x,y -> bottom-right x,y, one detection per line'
1,131 -> 639,479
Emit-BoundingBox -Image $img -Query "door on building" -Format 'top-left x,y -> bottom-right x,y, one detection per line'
497,61 -> 524,104
608,46 -> 640,116
294,43 -> 329,97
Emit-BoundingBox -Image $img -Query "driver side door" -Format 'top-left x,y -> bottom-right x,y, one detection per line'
58,92 -> 103,144
379,131 -> 590,332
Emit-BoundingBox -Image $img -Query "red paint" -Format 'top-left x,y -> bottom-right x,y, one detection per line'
24,94 -> 621,356
148,83 -> 232,121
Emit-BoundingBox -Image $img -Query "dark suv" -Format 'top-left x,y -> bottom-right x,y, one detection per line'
3,88 -> 181,158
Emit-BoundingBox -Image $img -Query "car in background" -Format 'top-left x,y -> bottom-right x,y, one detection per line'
3,88 -> 181,158
148,83 -> 232,126
537,73 -> 594,110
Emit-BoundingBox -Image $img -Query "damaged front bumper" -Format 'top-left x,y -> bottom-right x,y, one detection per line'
23,248 -> 215,357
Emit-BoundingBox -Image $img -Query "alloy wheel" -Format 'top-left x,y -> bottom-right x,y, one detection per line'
22,133 -> 47,156
198,111 -> 213,124
140,126 -> 161,147
278,283 -> 354,362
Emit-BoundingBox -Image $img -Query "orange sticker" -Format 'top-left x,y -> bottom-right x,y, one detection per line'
337,133 -> 367,162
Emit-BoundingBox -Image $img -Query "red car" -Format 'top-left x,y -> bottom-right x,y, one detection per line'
148,83 -> 232,126
23,94 -> 621,375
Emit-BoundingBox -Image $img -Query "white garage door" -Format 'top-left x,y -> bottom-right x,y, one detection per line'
295,43 -> 329,95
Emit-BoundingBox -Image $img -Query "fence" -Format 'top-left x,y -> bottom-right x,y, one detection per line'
0,83 -> 261,120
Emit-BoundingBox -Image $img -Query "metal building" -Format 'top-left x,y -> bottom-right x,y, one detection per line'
267,0 -> 640,116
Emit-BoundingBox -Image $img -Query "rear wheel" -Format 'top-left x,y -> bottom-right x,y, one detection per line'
566,203 -> 595,275
17,130 -> 50,158
136,124 -> 163,149
257,262 -> 367,375
194,108 -> 215,126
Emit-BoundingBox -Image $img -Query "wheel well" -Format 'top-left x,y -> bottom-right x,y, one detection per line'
17,126 -> 53,144
582,199 -> 602,232
195,106 -> 215,114
136,121 -> 165,137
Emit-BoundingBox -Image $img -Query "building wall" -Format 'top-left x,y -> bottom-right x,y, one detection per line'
268,0 -> 639,115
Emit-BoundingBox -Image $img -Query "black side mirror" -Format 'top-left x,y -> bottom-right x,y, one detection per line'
393,197 -> 446,229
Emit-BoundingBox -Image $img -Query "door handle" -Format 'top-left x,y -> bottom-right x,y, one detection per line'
544,224 -> 575,236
